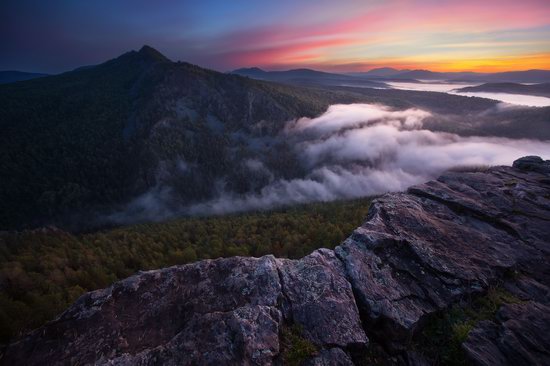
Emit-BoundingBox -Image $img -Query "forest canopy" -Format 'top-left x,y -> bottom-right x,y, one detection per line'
0,197 -> 372,344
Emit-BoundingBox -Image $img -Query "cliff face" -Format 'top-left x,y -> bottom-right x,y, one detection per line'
2,156 -> 550,365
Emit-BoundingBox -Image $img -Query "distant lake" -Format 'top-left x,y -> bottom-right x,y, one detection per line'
387,81 -> 550,107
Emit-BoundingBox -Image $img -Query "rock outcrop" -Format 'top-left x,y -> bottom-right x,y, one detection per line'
2,156 -> 550,365
463,301 -> 550,366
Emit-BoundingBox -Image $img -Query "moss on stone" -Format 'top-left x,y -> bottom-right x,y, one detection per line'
413,285 -> 523,365
280,324 -> 318,366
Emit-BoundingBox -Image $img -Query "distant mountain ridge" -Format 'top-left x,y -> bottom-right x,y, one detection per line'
348,67 -> 408,77
0,70 -> 49,84
231,67 -> 386,88
244,66 -> 550,83
456,82 -> 550,97
355,68 -> 550,83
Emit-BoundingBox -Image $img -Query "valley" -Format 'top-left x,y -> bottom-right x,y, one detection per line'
2,46 -> 550,232
3,0 -> 550,363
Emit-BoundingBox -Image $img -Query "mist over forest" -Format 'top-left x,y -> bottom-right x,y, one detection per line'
112,102 -> 550,224
2,1 -> 550,364
1,46 -> 549,231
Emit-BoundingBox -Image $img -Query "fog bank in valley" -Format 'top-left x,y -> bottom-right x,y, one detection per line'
387,81 -> 550,107
187,104 -> 550,215
110,103 -> 550,223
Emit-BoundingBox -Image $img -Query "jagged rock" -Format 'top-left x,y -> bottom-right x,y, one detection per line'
277,249 -> 367,349
512,155 -> 550,175
403,351 -> 430,366
304,348 -> 354,365
2,156 -> 550,365
334,156 -> 550,350
102,305 -> 282,365
503,276 -> 550,303
463,302 -> 550,366
1,251 -> 366,365
2,256 -> 284,365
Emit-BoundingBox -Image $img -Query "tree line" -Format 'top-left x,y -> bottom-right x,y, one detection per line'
0,197 -> 372,344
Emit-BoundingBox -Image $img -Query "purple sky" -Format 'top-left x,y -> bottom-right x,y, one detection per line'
1,0 -> 550,73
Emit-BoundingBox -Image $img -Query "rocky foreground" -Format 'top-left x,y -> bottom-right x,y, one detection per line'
2,156 -> 550,365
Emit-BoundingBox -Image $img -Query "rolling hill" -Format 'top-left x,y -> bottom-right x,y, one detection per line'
231,67 -> 386,87
456,82 -> 550,97
0,70 -> 49,84
240,66 -> 550,84
347,67 -> 407,78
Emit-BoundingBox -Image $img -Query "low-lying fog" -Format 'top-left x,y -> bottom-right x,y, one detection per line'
186,104 -> 550,215
450,91 -> 550,107
387,81 -> 478,93
387,81 -> 550,107
109,103 -> 550,224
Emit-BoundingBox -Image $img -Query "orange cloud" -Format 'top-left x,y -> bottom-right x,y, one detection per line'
195,0 -> 550,72
436,53 -> 550,72
269,51 -> 550,73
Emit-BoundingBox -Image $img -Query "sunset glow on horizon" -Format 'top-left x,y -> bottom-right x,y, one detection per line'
2,0 -> 550,73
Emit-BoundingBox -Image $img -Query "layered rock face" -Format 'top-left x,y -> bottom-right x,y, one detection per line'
2,156 -> 550,365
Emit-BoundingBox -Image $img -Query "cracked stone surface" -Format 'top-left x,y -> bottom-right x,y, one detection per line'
463,301 -> 550,366
2,156 -> 550,365
276,249 -> 367,349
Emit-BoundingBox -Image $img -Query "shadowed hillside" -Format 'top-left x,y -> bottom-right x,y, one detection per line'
0,71 -> 48,84
2,46 -> 549,232
456,82 -> 550,97
0,46 -> 366,230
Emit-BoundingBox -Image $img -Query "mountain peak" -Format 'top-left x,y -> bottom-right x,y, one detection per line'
93,45 -> 170,71
232,67 -> 266,74
369,67 -> 399,72
137,45 -> 170,62
286,68 -> 330,75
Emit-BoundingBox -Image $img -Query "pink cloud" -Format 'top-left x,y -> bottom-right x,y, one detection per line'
181,0 -> 550,71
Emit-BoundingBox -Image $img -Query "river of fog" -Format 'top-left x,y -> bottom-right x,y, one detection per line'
110,103 -> 550,223
387,81 -> 550,107
184,103 -> 550,216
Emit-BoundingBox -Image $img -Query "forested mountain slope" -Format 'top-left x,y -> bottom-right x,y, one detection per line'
0,46 -> 364,230
2,46 -> 549,231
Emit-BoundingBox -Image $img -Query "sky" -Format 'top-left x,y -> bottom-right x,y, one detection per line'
1,0 -> 550,74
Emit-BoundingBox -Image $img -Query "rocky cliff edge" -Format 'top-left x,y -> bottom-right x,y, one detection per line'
2,156 -> 550,365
